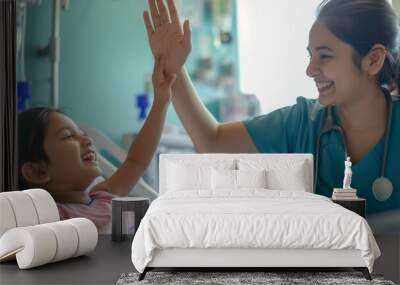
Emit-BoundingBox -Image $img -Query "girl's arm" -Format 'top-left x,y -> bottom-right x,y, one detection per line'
93,56 -> 176,196
144,0 -> 257,153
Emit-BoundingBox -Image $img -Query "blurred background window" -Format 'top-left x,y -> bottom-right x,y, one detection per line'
237,0 -> 324,113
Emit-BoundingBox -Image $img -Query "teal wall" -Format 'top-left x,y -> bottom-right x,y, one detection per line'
24,0 -> 238,145
394,0 -> 400,14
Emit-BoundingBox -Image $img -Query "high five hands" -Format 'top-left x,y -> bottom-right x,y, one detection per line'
144,0 -> 192,74
152,55 -> 177,105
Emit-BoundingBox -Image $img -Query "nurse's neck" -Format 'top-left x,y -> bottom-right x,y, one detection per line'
338,86 -> 387,132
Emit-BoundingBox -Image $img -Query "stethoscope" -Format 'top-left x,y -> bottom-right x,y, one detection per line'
314,88 -> 394,201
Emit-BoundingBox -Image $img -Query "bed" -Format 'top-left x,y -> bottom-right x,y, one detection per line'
131,154 -> 380,280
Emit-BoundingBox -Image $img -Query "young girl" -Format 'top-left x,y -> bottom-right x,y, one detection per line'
18,56 -> 176,233
143,0 -> 400,225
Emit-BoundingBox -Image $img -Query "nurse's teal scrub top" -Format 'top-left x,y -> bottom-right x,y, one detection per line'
243,95 -> 400,216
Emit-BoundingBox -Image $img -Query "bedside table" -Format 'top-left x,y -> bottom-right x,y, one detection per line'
331,198 -> 366,218
112,197 -> 150,242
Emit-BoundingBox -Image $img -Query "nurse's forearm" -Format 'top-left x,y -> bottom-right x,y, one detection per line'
171,67 -> 220,152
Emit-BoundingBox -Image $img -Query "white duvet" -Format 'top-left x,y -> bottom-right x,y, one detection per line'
131,190 -> 380,273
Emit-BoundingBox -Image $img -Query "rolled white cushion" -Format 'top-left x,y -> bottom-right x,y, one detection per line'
0,226 -> 57,269
64,218 -> 98,257
0,191 -> 39,227
42,221 -> 79,262
23,189 -> 59,223
0,218 -> 98,269
0,196 -> 17,237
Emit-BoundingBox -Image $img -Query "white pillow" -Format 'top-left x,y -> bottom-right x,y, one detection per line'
266,163 -> 307,191
236,169 -> 267,189
209,159 -> 237,170
238,159 -> 309,192
167,163 -> 211,191
212,169 -> 237,190
211,169 -> 268,190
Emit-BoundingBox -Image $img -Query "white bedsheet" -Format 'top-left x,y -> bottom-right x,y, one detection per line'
131,190 -> 380,273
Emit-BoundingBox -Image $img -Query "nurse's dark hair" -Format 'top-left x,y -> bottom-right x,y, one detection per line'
317,0 -> 400,92
18,107 -> 63,189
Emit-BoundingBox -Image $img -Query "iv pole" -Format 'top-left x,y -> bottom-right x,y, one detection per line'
51,0 -> 60,109
38,0 -> 68,109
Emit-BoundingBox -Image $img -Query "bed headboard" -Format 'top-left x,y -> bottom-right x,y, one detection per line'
159,153 -> 314,194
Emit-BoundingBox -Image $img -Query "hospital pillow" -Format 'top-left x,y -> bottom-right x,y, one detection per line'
166,162 -> 212,191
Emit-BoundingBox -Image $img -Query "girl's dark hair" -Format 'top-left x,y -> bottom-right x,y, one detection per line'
317,0 -> 400,91
18,107 -> 62,189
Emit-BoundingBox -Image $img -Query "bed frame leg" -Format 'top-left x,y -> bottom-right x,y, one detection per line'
138,268 -> 148,281
354,267 -> 371,280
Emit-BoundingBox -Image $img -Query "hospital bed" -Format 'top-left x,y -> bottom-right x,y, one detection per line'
79,125 -> 158,201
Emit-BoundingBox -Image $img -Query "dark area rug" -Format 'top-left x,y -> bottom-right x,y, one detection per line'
116,271 -> 396,285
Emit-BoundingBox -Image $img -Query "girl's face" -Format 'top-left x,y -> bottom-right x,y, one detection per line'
42,112 -> 102,201
306,20 -> 369,106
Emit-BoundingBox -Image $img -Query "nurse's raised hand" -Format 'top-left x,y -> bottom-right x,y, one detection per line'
144,0 -> 192,74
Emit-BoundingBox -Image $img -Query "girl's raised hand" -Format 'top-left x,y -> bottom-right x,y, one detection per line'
144,0 -> 192,74
152,55 -> 177,104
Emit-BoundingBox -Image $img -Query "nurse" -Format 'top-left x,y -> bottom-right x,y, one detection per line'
143,0 -> 400,230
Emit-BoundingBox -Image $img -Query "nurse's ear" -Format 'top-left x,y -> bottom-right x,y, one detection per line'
361,44 -> 387,78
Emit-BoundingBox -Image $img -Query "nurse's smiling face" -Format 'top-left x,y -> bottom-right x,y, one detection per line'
306,20 -> 368,106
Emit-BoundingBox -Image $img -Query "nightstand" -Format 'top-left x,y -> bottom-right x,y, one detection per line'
331,198 -> 366,218
112,197 -> 150,242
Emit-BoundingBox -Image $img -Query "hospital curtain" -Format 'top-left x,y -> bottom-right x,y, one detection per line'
0,0 -> 17,192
